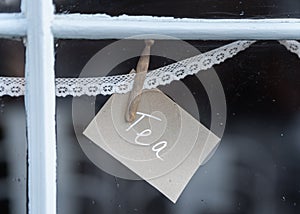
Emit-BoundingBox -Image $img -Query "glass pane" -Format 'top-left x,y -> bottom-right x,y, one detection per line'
0,39 -> 26,214
54,0 -> 300,18
56,39 -> 300,214
0,0 -> 21,13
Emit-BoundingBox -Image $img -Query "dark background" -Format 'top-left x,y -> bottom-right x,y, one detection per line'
54,0 -> 300,18
55,40 -> 300,214
0,0 -> 299,214
0,0 -> 20,13
0,38 -> 26,214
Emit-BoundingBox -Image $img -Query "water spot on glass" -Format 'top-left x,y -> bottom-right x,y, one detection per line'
0,99 -> 5,113
62,10 -> 70,14
114,177 -> 120,188
91,200 -> 96,205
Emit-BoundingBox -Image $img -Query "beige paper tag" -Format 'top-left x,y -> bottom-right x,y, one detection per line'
83,89 -> 220,203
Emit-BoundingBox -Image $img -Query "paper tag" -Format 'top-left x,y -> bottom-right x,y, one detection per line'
83,89 -> 220,203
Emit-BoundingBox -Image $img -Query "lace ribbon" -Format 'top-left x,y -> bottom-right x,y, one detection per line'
0,40 -> 299,97
56,40 -> 255,97
279,40 -> 300,58
0,77 -> 25,97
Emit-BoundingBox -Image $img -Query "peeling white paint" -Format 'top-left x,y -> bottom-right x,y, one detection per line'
0,13 -> 26,37
0,12 -> 300,40
25,1 -> 56,214
53,14 -> 300,40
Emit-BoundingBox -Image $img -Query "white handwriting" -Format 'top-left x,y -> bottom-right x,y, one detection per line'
152,141 -> 167,160
126,111 -> 167,160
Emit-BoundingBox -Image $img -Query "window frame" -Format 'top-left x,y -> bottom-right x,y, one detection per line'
0,0 -> 298,213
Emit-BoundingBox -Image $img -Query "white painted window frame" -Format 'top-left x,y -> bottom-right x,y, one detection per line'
0,0 -> 298,213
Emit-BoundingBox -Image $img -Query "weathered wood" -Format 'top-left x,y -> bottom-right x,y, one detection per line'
126,40 -> 154,122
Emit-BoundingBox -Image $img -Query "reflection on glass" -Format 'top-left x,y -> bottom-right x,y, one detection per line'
56,40 -> 300,214
54,0 -> 300,18
0,39 -> 26,214
0,0 -> 20,13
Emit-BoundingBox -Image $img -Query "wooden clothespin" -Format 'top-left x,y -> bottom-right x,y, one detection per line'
126,39 -> 155,122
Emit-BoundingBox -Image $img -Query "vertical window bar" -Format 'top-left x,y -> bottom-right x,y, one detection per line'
25,1 -> 56,214
21,0 -> 26,14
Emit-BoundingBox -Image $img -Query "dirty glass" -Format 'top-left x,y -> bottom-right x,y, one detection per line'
0,39 -> 26,214
0,0 -> 21,13
55,39 -> 300,214
54,0 -> 300,18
